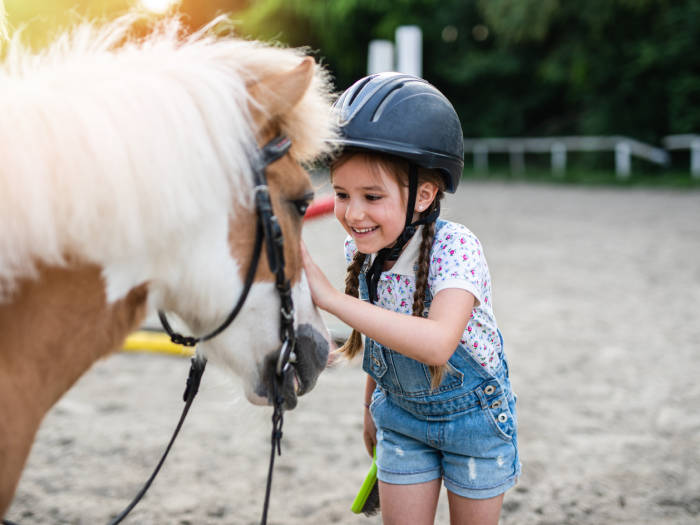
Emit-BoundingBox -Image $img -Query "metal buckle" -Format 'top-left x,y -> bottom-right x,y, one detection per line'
276,338 -> 295,376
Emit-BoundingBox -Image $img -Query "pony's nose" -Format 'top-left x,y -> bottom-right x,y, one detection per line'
293,323 -> 329,395
257,323 -> 328,410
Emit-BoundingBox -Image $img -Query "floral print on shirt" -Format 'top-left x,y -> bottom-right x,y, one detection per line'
344,220 -> 503,375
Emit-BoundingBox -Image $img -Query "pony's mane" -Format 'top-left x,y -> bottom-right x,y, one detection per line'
0,14 -> 337,298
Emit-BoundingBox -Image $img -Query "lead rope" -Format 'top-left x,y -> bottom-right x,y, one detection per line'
260,377 -> 285,525
2,135 -> 293,525
108,356 -> 207,525
0,360 -> 207,525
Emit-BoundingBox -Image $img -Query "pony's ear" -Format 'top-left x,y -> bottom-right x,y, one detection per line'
248,57 -> 314,125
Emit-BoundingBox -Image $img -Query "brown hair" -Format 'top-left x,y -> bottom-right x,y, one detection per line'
334,151 -> 448,389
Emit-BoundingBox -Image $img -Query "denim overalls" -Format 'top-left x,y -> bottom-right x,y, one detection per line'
358,222 -> 521,498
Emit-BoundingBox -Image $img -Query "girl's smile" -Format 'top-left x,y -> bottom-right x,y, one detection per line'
332,156 -> 408,254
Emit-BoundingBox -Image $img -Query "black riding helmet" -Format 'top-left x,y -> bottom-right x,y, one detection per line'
330,72 -> 464,193
330,73 -> 465,303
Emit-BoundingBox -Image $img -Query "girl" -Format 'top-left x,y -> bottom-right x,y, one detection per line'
302,73 -> 520,525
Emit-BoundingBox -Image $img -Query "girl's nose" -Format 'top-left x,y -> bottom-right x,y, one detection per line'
345,199 -> 365,222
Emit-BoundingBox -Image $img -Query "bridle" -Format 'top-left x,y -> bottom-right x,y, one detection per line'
110,134 -> 298,525
158,133 -> 297,374
1,136 -> 298,525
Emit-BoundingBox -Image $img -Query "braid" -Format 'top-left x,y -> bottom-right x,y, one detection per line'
337,250 -> 365,359
411,220 -> 434,318
411,201 -> 446,390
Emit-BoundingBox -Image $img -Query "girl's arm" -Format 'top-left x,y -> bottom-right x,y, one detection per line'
302,243 -> 474,367
363,375 -> 377,457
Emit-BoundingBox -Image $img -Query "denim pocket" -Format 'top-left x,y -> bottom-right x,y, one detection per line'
363,339 -> 388,382
385,349 -> 464,397
369,387 -> 386,413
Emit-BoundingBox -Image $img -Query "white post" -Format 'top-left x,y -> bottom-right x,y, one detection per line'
395,25 -> 422,78
551,142 -> 567,177
474,144 -> 489,173
691,140 -> 700,179
367,40 -> 394,75
615,142 -> 631,178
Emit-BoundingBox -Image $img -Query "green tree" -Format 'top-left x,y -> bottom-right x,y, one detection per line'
238,0 -> 700,142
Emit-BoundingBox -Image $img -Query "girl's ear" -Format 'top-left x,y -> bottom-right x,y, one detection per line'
414,181 -> 439,213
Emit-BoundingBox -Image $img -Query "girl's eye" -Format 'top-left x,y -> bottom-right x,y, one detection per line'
366,194 -> 382,201
292,193 -> 314,216
335,192 -> 348,200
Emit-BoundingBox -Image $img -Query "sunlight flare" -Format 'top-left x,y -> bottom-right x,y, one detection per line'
138,0 -> 181,14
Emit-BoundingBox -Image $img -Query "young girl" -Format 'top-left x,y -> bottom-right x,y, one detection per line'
302,73 -> 520,525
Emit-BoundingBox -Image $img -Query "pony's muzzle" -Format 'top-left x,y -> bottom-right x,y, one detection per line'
258,323 -> 329,410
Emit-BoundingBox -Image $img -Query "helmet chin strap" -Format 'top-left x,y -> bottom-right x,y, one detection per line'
366,163 -> 440,304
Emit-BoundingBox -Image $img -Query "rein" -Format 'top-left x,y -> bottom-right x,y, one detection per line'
110,134 -> 295,525
1,136 -> 296,525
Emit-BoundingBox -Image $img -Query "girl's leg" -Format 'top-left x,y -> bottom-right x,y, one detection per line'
447,491 -> 503,525
378,479 -> 442,525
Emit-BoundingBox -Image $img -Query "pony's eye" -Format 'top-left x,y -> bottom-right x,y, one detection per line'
292,193 -> 314,216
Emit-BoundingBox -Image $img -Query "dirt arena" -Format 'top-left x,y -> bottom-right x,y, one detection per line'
6,180 -> 700,524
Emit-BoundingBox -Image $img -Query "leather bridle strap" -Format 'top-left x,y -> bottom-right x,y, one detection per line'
156,137 -> 292,348
250,135 -> 297,377
109,135 -> 294,525
2,136 -> 296,525
157,217 -> 264,347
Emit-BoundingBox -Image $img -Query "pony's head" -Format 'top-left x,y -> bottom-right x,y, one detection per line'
212,54 -> 336,409
0,16 -> 338,409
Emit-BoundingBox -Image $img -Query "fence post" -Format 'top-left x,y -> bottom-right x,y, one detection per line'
474,143 -> 489,173
615,142 -> 631,178
367,40 -> 394,74
691,140 -> 700,179
395,26 -> 422,78
551,142 -> 567,177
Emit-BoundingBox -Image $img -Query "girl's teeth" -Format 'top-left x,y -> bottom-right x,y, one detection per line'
354,227 -> 376,233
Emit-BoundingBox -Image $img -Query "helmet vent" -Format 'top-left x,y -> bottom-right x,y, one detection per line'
370,84 -> 402,122
347,75 -> 375,107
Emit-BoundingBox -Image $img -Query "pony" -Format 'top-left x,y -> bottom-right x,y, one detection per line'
0,14 -> 337,516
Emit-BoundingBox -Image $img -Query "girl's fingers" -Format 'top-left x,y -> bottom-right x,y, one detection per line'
300,241 -> 320,277
300,240 -> 337,311
364,411 -> 377,457
363,432 -> 375,457
300,241 -> 312,268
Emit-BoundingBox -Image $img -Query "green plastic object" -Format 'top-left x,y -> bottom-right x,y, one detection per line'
351,448 -> 378,514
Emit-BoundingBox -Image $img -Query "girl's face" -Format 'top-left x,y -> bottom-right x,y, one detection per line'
332,155 -> 408,254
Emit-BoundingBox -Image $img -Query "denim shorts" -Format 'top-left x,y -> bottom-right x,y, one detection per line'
369,382 -> 520,499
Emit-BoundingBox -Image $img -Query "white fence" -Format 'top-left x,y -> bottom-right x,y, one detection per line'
662,134 -> 700,178
464,135 -> 700,179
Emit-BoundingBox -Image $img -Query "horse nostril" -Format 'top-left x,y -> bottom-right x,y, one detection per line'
296,323 -> 330,369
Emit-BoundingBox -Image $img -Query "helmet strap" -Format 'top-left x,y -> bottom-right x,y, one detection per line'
366,163 -> 440,304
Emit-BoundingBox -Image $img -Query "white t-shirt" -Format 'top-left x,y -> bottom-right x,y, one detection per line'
344,219 -> 502,375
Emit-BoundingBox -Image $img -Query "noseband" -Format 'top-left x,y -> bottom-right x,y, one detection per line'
108,135 -> 297,525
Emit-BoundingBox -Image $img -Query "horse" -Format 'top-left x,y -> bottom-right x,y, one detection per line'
0,14 -> 337,516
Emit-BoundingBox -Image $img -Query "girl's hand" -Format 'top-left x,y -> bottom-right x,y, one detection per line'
363,407 -> 377,458
300,241 -> 338,311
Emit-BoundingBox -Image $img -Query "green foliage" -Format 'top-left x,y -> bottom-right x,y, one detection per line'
6,0 -> 697,151
477,0 -> 560,44
237,0 -> 700,148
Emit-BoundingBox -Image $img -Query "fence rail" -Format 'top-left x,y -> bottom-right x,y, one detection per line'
464,134 -> 698,178
663,134 -> 700,178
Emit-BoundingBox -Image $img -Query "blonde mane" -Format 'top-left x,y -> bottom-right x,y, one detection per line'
0,15 -> 336,299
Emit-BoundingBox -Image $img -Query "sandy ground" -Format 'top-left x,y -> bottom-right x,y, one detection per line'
6,180 -> 700,524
